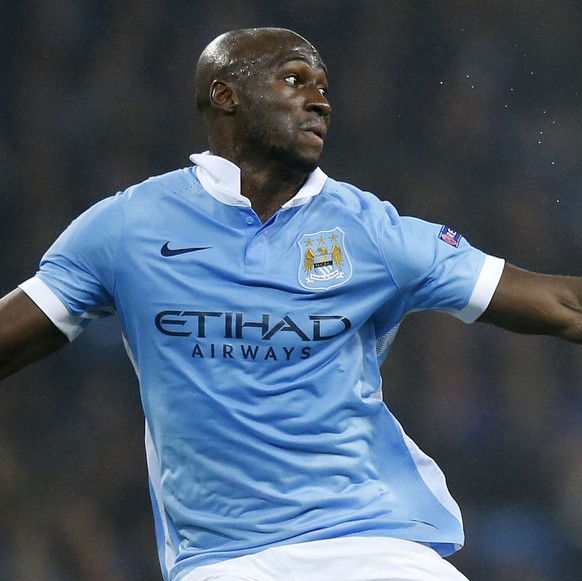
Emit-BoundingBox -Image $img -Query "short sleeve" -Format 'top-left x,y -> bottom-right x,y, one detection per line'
19,195 -> 124,340
379,207 -> 504,323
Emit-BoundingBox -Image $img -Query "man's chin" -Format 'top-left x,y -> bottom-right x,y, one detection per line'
289,148 -> 321,173
297,158 -> 319,174
268,147 -> 320,174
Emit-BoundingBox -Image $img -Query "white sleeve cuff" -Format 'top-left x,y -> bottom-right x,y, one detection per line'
454,255 -> 505,324
18,277 -> 84,342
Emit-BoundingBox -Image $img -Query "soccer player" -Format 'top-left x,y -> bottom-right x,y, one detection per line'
1,27 -> 582,581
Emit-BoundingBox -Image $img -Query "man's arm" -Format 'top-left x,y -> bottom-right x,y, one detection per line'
478,263 -> 582,343
0,288 -> 68,380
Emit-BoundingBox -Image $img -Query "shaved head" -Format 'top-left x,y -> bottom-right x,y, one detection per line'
194,27 -> 331,175
195,28 -> 325,116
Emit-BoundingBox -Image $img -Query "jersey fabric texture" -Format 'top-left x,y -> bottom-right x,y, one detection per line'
20,153 -> 504,581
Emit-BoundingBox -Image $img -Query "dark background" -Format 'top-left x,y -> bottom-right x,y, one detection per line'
2,1 -> 582,579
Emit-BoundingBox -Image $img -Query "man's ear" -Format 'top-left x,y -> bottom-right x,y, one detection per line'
209,80 -> 239,113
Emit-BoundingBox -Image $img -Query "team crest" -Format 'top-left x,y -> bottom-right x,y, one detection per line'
297,228 -> 352,290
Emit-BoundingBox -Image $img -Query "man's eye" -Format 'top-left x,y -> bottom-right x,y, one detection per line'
318,87 -> 328,96
284,75 -> 299,85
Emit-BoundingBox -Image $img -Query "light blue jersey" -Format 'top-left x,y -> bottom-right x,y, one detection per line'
20,154 -> 504,580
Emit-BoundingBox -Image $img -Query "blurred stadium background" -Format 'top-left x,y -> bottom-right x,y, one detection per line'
1,1 -> 582,579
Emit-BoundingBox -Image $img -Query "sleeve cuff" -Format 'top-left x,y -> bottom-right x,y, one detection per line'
18,277 -> 84,341
454,255 -> 505,324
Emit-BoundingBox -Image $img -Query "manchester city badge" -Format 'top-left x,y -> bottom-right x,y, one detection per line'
297,228 -> 352,290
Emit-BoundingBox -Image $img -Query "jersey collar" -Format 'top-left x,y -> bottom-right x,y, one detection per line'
189,152 -> 327,210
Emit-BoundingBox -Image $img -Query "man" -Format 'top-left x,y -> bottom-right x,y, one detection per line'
0,27 -> 581,581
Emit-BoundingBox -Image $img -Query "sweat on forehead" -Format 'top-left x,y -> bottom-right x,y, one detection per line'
195,28 -> 325,114
198,29 -> 320,82
209,28 -> 318,64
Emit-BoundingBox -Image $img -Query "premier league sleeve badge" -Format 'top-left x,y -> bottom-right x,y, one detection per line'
438,225 -> 463,248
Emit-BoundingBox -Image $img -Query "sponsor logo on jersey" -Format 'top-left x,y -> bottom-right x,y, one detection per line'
155,311 -> 351,341
298,228 -> 352,290
438,226 -> 462,248
161,242 -> 211,256
154,310 -> 352,361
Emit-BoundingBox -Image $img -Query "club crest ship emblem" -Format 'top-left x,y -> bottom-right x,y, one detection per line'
298,228 -> 352,290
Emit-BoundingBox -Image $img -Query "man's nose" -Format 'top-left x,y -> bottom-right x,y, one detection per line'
305,85 -> 332,117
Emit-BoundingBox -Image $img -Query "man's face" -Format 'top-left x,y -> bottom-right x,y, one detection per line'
234,36 -> 331,172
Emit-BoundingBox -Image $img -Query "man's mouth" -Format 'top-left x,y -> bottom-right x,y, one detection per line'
301,122 -> 327,144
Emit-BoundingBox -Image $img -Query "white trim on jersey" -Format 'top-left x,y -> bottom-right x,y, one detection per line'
190,153 -> 249,207
397,422 -> 463,523
19,276 -> 84,341
145,421 -> 178,575
190,151 -> 327,210
454,254 -> 505,323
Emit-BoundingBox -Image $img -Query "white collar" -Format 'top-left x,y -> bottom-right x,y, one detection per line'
189,151 -> 327,210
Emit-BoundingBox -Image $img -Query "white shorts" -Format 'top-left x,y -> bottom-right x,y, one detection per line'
180,537 -> 469,581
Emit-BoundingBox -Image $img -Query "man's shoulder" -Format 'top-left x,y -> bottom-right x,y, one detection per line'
75,167 -> 203,230
318,176 -> 392,215
121,166 -> 201,204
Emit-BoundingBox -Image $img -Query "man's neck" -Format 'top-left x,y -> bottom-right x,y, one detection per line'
238,161 -> 309,222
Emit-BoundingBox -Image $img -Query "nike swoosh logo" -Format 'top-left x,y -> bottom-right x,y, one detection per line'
160,242 -> 211,257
